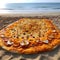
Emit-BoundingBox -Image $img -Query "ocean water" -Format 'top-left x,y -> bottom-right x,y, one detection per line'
0,3 -> 60,13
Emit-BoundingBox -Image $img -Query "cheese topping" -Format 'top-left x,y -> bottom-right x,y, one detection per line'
42,40 -> 49,43
52,30 -> 56,32
0,18 -> 58,47
20,40 -> 29,46
7,40 -> 13,45
0,34 -> 5,37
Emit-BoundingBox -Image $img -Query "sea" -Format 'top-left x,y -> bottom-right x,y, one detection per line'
0,3 -> 60,13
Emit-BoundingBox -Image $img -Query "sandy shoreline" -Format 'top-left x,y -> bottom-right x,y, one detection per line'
0,11 -> 60,17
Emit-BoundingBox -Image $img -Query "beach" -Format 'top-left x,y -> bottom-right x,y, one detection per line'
0,12 -> 60,60
0,11 -> 60,17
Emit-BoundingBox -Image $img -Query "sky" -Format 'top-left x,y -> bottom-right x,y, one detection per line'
0,0 -> 60,3
0,0 -> 60,8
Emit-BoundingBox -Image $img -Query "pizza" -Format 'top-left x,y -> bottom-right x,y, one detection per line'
0,18 -> 60,54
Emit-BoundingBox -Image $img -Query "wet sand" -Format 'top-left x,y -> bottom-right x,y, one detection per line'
0,13 -> 60,60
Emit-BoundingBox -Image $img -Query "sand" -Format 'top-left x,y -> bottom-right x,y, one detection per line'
0,13 -> 60,60
0,11 -> 60,17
